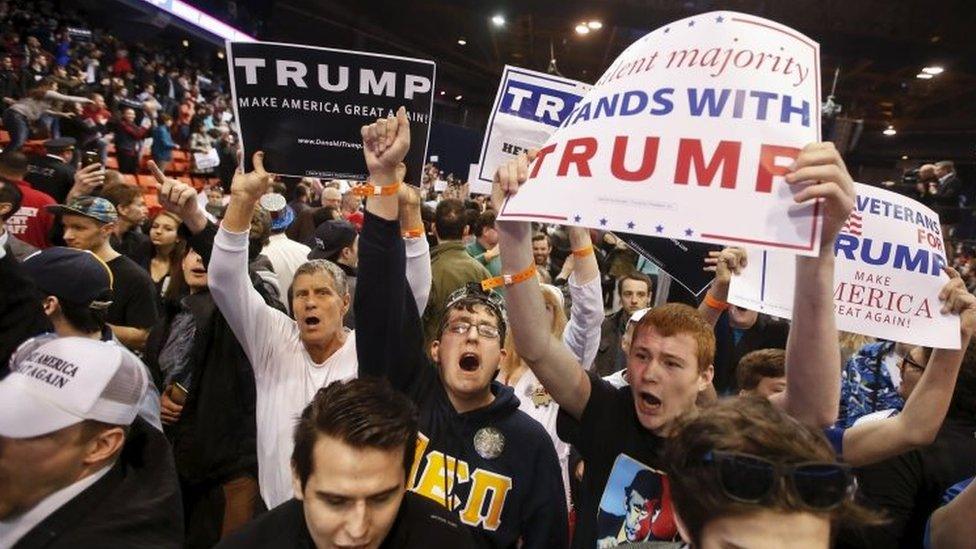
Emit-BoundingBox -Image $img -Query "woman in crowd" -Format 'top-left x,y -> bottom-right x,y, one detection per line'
189,120 -> 215,177
148,210 -> 186,304
151,113 -> 178,175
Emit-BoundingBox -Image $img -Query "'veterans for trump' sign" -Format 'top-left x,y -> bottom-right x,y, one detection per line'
728,183 -> 960,348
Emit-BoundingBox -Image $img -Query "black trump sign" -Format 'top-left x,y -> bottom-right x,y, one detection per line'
227,41 -> 435,184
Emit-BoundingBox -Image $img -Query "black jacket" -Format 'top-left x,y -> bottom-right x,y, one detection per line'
356,212 -> 568,548
712,312 -> 790,395
24,155 -> 75,204
837,416 -> 976,548
216,494 -> 475,548
144,221 -> 283,486
13,418 -> 184,549
593,309 -> 629,377
0,249 -> 52,375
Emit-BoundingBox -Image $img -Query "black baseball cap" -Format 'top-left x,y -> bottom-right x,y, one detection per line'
308,220 -> 357,261
22,247 -> 114,309
44,137 -> 76,153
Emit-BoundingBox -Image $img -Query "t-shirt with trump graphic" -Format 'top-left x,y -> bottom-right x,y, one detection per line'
558,371 -> 678,548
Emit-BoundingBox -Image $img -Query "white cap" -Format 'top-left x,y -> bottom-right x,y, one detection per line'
0,337 -> 149,438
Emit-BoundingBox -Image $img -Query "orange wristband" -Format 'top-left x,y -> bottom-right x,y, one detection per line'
481,264 -> 537,292
352,181 -> 401,197
704,292 -> 730,311
402,227 -> 424,239
572,245 -> 594,258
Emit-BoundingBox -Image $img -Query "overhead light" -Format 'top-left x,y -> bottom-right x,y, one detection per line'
883,125 -> 897,136
454,94 -> 463,101
587,20 -> 603,30
491,14 -> 505,27
439,90 -> 445,96
575,24 -> 590,35
216,51 -> 224,59
922,66 -> 944,75
901,155 -> 909,160
457,38 -> 467,45
181,39 -> 189,47
916,73 -> 934,79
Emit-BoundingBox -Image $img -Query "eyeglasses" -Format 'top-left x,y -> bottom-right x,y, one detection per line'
444,321 -> 500,339
701,451 -> 855,510
900,354 -> 926,372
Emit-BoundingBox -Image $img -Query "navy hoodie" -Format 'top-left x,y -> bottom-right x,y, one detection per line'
356,212 -> 567,548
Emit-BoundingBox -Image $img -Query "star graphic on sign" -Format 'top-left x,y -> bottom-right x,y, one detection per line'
573,214 -> 582,223
688,20 -> 695,26
599,218 -> 608,226
626,221 -> 636,230
685,228 -> 694,237
655,224 -> 664,233
663,27 -> 670,33
716,15 -> 725,23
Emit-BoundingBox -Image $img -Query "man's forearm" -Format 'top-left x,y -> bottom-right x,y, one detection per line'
109,325 -> 150,351
498,220 -> 549,361
498,219 -> 590,418
223,193 -> 258,233
779,246 -> 840,426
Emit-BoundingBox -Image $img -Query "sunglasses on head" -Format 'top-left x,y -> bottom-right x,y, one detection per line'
701,450 -> 856,510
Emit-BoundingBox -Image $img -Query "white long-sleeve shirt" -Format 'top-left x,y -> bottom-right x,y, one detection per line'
210,226 -> 357,507
209,224 -> 432,507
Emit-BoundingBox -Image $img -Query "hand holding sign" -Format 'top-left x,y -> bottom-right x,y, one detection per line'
703,247 -> 748,300
361,106 -> 411,181
785,142 -> 855,251
939,267 -> 976,337
492,149 -> 537,212
231,151 -> 275,201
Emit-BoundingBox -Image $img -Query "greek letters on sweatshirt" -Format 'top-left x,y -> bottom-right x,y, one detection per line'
356,212 -> 568,549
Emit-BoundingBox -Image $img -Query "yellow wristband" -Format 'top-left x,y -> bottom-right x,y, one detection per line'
352,181 -> 401,197
481,264 -> 537,292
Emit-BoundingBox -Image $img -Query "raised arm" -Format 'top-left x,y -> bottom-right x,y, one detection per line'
496,152 -> 591,419
355,108 -> 422,391
179,152 -> 288,372
698,247 -> 747,327
840,270 -> 975,467
770,142 -> 855,427
929,478 -> 976,549
561,226 -> 604,369
400,183 -> 432,315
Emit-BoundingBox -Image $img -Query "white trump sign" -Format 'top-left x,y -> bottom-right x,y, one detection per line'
476,66 -> 591,188
498,11 -> 825,256
728,183 -> 960,348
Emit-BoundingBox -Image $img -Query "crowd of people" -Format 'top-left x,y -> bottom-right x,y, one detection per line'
1,3 -> 975,549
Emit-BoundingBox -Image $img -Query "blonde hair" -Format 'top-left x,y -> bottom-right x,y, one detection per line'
502,285 -> 567,373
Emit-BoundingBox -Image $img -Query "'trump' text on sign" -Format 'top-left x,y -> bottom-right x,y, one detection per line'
227,41 -> 435,185
497,11 -> 824,256
728,183 -> 959,349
